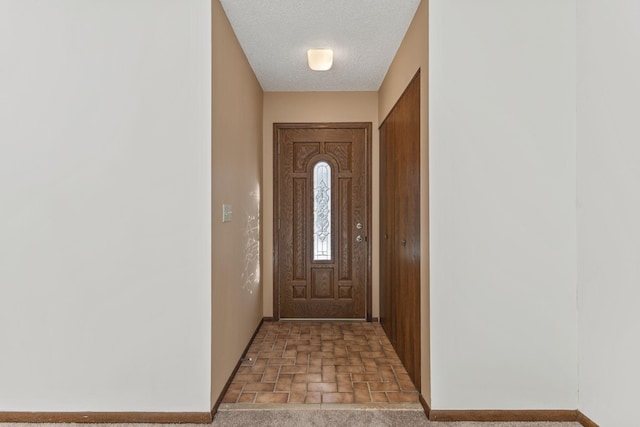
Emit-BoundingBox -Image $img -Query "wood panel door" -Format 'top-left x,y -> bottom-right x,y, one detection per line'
380,112 -> 397,346
379,71 -> 421,388
274,123 -> 372,319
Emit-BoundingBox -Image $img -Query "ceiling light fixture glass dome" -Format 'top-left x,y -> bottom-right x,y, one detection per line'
307,48 -> 333,71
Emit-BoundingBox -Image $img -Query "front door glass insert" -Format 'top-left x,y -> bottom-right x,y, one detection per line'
313,161 -> 331,260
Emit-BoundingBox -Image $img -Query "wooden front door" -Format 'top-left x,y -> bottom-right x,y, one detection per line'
274,123 -> 371,319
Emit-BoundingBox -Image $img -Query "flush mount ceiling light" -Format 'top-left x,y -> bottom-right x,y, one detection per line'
307,48 -> 333,71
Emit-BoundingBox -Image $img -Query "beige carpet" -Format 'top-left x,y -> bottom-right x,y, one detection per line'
1,418 -> 584,427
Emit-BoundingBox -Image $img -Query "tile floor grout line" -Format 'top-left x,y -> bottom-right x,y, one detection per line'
304,335 -> 311,403
283,332 -> 290,399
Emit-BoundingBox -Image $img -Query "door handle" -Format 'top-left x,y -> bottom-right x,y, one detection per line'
401,239 -> 407,247
356,235 -> 364,243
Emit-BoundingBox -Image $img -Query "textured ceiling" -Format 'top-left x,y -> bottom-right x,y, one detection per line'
219,0 -> 421,92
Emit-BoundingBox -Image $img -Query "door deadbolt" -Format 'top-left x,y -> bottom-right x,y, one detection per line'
356,223 -> 363,230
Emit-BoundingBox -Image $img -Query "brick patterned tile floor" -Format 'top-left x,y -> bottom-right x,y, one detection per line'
221,321 -> 420,405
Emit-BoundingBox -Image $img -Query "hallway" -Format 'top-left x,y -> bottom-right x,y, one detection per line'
220,321 -> 420,407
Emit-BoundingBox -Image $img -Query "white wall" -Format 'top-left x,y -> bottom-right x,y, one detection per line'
429,0 -> 578,409
577,1 -> 640,425
0,0 -> 211,411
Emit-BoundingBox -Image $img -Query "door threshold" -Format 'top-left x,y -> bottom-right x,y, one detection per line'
278,318 -> 367,322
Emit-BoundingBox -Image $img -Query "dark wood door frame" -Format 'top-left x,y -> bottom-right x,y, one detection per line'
273,122 -> 372,321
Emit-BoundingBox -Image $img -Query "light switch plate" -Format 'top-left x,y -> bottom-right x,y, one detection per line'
222,204 -> 232,222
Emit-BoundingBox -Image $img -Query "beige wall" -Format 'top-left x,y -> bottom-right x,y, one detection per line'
212,0 -> 264,407
262,92 -> 379,319
377,0 -> 430,404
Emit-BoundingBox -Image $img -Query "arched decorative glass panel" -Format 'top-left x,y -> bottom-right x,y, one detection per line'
313,161 -> 332,260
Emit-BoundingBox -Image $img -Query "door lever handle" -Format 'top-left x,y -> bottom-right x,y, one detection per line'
401,239 -> 407,246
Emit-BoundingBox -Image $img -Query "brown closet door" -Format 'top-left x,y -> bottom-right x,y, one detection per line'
395,72 -> 421,388
379,71 -> 421,389
380,116 -> 397,347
